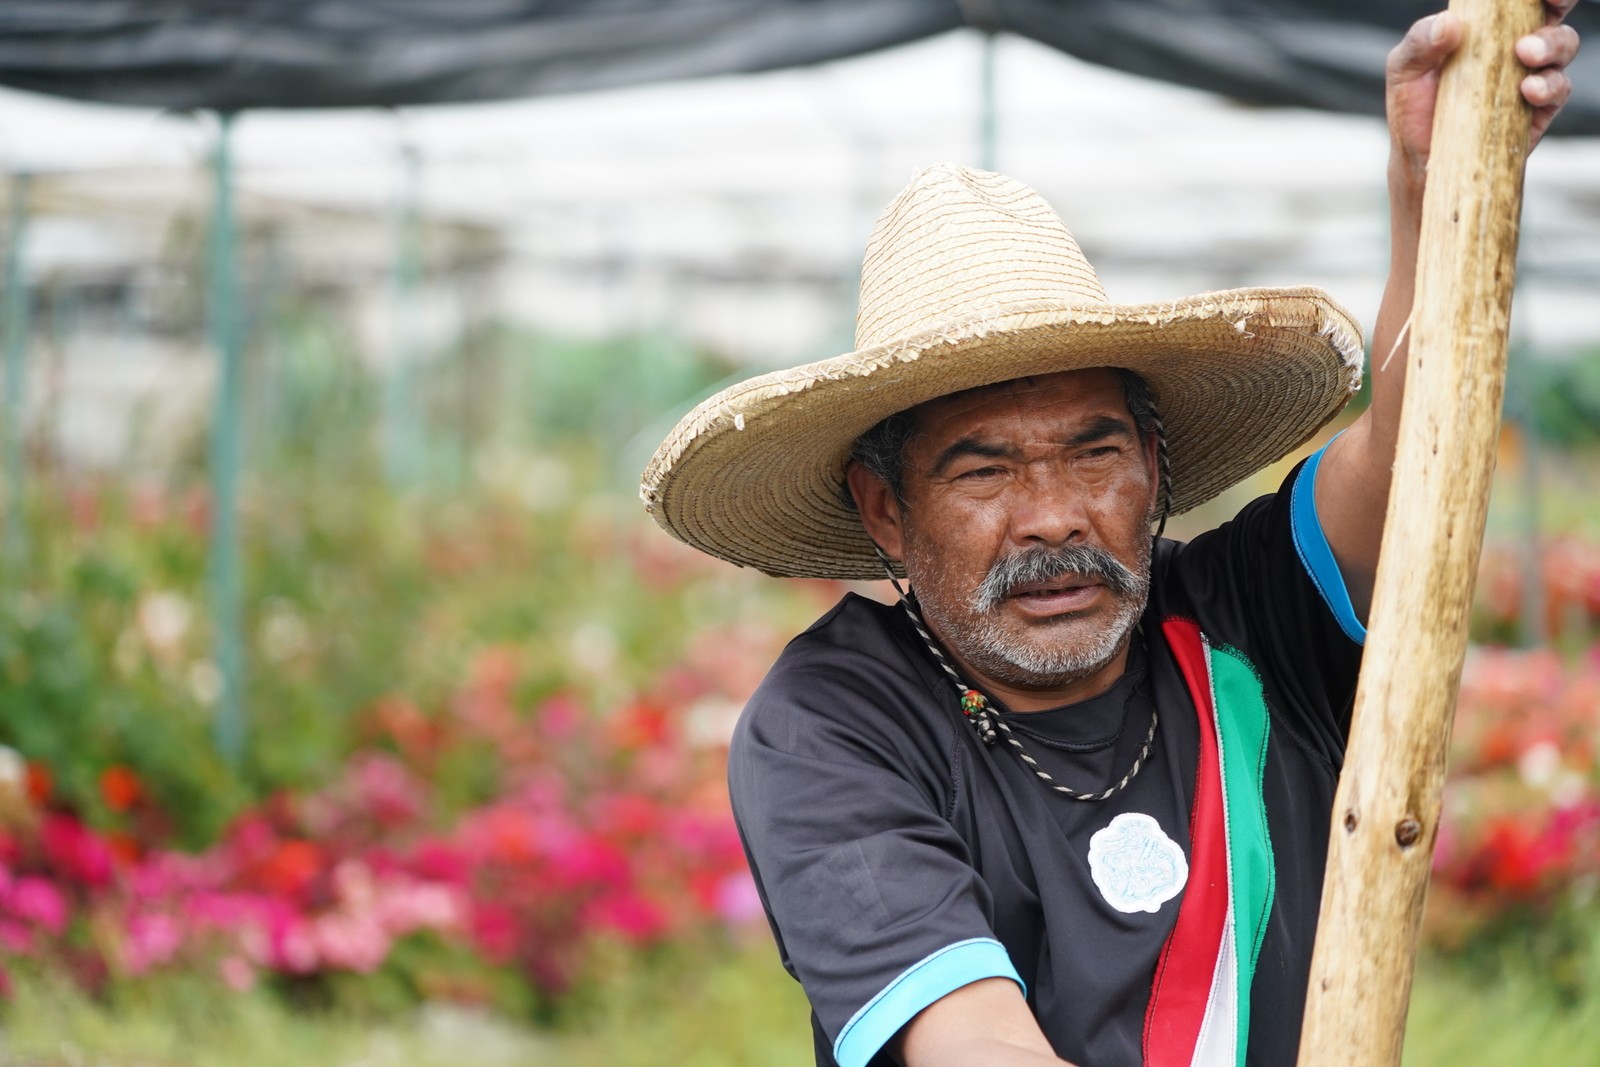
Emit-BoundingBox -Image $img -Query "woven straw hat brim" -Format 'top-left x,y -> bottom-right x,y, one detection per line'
641,286 -> 1363,580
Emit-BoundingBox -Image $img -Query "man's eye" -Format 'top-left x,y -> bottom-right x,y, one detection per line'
957,466 -> 1003,480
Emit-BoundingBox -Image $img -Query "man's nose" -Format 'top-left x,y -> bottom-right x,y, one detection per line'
1007,474 -> 1089,547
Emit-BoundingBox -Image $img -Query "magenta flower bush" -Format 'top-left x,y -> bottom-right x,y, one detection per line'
1428,643 -> 1600,964
0,644 -> 761,1005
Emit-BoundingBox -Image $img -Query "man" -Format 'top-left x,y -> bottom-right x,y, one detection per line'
640,9 -> 1579,1067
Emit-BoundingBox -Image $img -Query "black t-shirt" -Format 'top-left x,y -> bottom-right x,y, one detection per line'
728,453 -> 1366,1067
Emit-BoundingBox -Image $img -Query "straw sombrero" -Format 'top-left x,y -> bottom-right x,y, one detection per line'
641,164 -> 1365,580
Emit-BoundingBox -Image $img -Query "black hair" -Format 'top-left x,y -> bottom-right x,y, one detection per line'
842,369 -> 1172,537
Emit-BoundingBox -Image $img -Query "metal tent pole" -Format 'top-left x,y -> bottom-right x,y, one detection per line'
208,112 -> 247,764
1519,410 -> 1546,647
980,32 -> 999,172
3,172 -> 30,570
385,139 -> 423,487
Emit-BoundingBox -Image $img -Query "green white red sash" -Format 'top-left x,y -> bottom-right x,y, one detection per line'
1143,618 -> 1277,1067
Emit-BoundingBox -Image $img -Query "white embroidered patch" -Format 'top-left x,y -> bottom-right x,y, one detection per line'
1087,812 -> 1189,914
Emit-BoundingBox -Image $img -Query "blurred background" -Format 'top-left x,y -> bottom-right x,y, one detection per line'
0,2 -> 1597,1064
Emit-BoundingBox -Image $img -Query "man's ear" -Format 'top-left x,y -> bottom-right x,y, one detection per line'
845,460 -> 906,562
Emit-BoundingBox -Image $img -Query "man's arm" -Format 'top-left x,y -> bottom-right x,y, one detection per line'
890,979 -> 1078,1067
1314,4 -> 1581,622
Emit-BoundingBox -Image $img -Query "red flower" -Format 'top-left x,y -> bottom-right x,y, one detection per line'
469,901 -> 520,964
606,701 -> 672,752
410,838 -> 470,886
25,763 -> 52,805
100,766 -> 144,813
596,794 -> 662,840
105,831 -> 143,866
253,840 -> 324,899
582,891 -> 669,944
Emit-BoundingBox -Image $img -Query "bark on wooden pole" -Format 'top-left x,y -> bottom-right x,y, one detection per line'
1297,1 -> 1542,1063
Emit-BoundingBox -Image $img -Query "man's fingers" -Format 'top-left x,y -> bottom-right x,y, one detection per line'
1517,23 -> 1581,70
1524,69 -> 1573,109
1387,12 -> 1463,81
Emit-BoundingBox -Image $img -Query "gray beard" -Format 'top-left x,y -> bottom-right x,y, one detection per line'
918,541 -> 1151,691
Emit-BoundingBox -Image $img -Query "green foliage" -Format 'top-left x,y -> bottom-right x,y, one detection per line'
1405,948 -> 1600,1065
0,315 -> 773,847
0,514 -> 244,845
0,943 -> 813,1067
7,939 -> 1600,1067
1515,347 -> 1600,448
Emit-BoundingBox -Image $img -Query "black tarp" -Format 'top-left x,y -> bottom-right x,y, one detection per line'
0,0 -> 1596,134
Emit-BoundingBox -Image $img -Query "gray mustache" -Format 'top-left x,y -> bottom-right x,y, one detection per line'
974,544 -> 1142,613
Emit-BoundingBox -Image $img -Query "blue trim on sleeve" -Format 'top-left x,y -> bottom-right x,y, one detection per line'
833,937 -> 1023,1067
1290,442 -> 1367,646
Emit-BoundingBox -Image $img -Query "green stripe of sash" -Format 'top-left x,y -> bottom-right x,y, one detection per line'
1207,644 -> 1276,1067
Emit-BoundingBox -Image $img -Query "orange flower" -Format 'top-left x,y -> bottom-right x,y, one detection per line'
105,829 -> 143,865
99,766 -> 143,813
25,762 -> 52,805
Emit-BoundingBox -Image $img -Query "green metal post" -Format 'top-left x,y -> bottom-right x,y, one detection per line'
3,172 -> 30,570
1506,351 -> 1546,648
980,32 -> 999,172
208,112 -> 247,763
385,140 -> 423,487
1519,412 -> 1546,647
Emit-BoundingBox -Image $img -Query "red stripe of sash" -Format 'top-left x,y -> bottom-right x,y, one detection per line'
1142,618 -> 1229,1067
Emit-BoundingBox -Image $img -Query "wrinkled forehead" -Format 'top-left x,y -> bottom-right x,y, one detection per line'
907,368 -> 1129,429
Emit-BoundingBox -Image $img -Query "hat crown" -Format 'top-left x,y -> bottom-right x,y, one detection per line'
854,164 -> 1110,351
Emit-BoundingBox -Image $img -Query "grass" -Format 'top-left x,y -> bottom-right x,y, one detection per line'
1404,953 -> 1600,1065
6,943 -> 1598,1067
0,943 -> 814,1067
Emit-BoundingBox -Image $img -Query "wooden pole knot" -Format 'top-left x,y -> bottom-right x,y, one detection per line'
1394,816 -> 1423,849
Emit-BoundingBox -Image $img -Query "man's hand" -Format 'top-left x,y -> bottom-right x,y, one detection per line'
1316,3 -> 1581,623
1386,4 -> 1580,189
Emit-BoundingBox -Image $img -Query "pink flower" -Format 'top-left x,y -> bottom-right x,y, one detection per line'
269,917 -> 320,974
469,902 -> 520,964
312,912 -> 390,973
714,872 -> 764,926
5,876 -> 69,934
549,836 -> 629,890
123,911 -> 183,974
347,755 -> 427,827
539,695 -> 584,742
39,814 -> 115,887
582,892 -> 669,945
410,839 -> 469,885
0,918 -> 34,954
374,880 -> 464,935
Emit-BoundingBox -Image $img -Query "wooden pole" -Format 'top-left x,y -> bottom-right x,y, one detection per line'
1297,1 -> 1542,1063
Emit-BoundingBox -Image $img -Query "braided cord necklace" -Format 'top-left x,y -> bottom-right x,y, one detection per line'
877,550 -> 1157,803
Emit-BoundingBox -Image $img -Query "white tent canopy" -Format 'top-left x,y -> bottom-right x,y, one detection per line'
2,29 -> 1597,367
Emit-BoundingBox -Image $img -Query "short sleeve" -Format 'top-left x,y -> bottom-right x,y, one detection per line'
1288,441 -> 1366,645
1163,452 -> 1365,753
729,607 -> 1023,1067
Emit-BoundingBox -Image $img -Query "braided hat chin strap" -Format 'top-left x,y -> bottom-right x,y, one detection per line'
872,545 -> 1157,803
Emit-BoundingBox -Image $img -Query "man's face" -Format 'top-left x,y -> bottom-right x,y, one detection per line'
853,369 -> 1159,704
